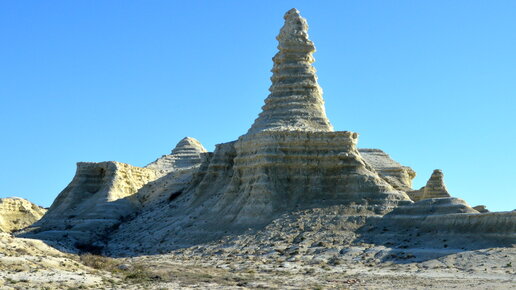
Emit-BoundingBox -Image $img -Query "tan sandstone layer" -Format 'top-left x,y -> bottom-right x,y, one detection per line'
247,8 -> 333,134
409,169 -> 451,202
20,161 -> 158,247
0,197 -> 46,233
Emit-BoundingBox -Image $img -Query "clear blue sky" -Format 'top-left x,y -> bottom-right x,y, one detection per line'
1,1 -> 515,211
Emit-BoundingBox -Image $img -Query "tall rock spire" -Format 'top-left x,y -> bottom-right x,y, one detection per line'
247,8 -> 334,134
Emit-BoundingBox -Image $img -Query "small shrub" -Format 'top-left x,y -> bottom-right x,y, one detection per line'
79,254 -> 120,272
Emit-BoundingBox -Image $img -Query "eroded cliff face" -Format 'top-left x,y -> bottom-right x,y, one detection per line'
138,137 -> 210,205
18,8 -> 514,257
18,137 -> 210,248
19,161 -> 158,246
359,149 -> 416,192
105,10 -> 414,255
247,8 -> 333,134
0,197 -> 46,233
145,137 -> 208,177
408,169 -> 451,202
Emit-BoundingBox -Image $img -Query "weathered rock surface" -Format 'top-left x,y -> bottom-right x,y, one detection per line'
362,198 -> 515,244
19,161 -> 158,246
473,205 -> 490,213
247,8 -> 333,134
2,8 -> 515,289
0,197 -> 46,233
138,137 -> 210,204
106,10 -> 412,255
408,169 -> 451,202
145,137 -> 207,176
359,149 -> 416,192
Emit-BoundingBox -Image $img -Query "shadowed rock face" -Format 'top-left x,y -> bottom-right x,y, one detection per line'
359,149 -> 416,192
0,197 -> 46,233
408,169 -> 451,202
247,8 -> 333,134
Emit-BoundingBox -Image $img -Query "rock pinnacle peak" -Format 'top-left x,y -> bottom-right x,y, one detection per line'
247,9 -> 333,135
171,137 -> 207,154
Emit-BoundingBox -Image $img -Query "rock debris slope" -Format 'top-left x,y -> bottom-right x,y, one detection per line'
0,197 -> 46,233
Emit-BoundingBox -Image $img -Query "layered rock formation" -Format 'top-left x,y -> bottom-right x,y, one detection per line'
17,9 -> 514,259
19,137 -> 211,247
359,149 -> 416,192
363,198 -> 515,241
105,9 -> 413,255
137,137 -> 210,205
145,137 -> 207,176
247,8 -> 333,134
20,162 -> 158,246
408,169 -> 451,202
473,205 -> 489,213
0,197 -> 46,233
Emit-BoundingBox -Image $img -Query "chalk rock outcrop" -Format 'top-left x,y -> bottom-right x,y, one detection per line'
473,205 -> 490,213
145,137 -> 207,177
370,197 -> 515,237
0,197 -> 46,233
137,137 -> 211,205
359,149 -> 416,192
106,10 -> 412,255
247,8 -> 333,134
408,169 -> 451,202
20,162 -> 158,246
390,197 -> 478,215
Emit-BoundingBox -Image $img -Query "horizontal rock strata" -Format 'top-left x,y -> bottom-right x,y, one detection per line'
139,137 -> 210,204
247,8 -> 333,134
107,132 -> 412,255
145,137 -> 208,177
408,169 -> 451,202
0,197 -> 46,233
214,131 -> 411,225
359,149 -> 415,192
19,161 -> 158,246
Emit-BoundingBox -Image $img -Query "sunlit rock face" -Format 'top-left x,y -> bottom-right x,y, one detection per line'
145,137 -> 208,177
0,197 -> 46,233
137,137 -> 211,205
247,8 -> 333,135
359,149 -> 416,192
18,136 -> 211,247
17,8 -> 515,257
19,161 -> 158,246
106,9 -> 413,255
408,169 -> 451,202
